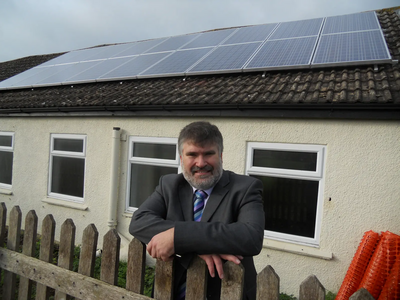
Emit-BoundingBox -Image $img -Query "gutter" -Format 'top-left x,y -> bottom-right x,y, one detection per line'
0,103 -> 399,120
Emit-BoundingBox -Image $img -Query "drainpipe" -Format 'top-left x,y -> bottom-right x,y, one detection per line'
108,127 -> 121,229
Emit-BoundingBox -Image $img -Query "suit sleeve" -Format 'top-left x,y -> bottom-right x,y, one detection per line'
129,176 -> 175,244
174,177 -> 265,257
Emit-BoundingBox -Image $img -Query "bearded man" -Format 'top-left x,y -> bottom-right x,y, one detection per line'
129,121 -> 265,300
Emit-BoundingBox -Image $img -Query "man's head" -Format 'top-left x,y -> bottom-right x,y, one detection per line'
178,121 -> 224,190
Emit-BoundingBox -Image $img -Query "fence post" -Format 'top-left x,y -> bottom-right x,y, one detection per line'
18,210 -> 38,300
220,261 -> 244,300
186,256 -> 208,300
257,265 -> 280,300
78,224 -> 99,277
36,214 -> 56,300
299,275 -> 325,300
100,229 -> 120,285
54,219 -> 76,300
154,260 -> 174,300
349,288 -> 375,300
3,205 -> 22,300
126,238 -> 146,294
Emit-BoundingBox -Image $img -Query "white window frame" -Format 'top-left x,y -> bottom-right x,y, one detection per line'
246,142 -> 326,247
126,136 -> 180,213
0,132 -> 15,189
48,133 -> 87,203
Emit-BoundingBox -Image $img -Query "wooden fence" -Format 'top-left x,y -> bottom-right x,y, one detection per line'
0,203 -> 374,300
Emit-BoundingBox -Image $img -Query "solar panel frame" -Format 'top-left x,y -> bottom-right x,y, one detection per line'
244,36 -> 319,71
180,28 -> 237,49
187,42 -> 262,75
144,33 -> 201,53
111,38 -> 168,58
138,48 -> 213,78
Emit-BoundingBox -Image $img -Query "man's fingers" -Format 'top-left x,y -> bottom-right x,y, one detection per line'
220,254 -> 243,264
212,255 -> 224,279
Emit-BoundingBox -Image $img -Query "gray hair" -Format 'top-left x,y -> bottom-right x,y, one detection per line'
178,121 -> 223,155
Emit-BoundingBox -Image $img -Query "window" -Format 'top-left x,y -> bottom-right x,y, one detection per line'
48,134 -> 86,202
0,132 -> 14,189
126,137 -> 179,212
246,142 -> 326,246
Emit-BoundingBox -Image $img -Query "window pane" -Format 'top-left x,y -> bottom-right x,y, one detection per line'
133,143 -> 176,160
0,151 -> 13,184
54,138 -> 84,152
0,136 -> 12,147
51,156 -> 84,197
253,149 -> 317,171
130,163 -> 177,207
251,175 -> 319,238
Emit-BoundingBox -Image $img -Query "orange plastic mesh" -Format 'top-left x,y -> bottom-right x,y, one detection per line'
335,230 -> 380,300
378,251 -> 400,300
358,231 -> 400,299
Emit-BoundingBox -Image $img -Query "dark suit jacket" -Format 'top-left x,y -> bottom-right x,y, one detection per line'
129,170 -> 265,299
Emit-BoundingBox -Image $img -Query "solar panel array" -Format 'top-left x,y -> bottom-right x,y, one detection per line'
0,11 -> 391,90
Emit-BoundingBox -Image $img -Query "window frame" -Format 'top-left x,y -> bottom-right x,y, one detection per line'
0,132 -> 15,189
246,142 -> 326,247
126,136 -> 180,213
48,133 -> 87,203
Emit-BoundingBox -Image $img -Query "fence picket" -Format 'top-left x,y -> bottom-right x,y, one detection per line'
186,256 -> 207,300
100,229 -> 120,285
36,214 -> 56,300
257,265 -> 280,300
3,205 -> 22,300
349,288 -> 375,300
299,275 -> 325,300
78,224 -> 98,277
126,238 -> 146,294
55,219 -> 76,300
154,260 -> 174,300
18,210 -> 38,300
0,202 -> 7,290
221,261 -> 244,300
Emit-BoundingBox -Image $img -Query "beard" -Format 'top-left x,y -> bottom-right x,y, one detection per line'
182,160 -> 223,190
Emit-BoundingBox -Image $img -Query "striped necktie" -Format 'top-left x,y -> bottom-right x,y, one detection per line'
193,190 -> 207,222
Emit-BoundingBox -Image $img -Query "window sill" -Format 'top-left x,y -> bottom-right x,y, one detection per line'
0,188 -> 13,195
263,239 -> 333,260
42,197 -> 88,211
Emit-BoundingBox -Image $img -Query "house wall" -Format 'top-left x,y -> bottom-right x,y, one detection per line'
0,116 -> 399,296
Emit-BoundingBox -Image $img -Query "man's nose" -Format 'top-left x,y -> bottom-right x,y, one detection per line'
195,155 -> 207,167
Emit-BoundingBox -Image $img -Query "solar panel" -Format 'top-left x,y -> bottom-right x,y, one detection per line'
0,66 -> 45,88
269,18 -> 323,40
139,48 -> 213,78
188,42 -> 262,74
222,23 -> 278,45
111,38 -> 168,57
83,43 -> 135,61
181,28 -> 237,49
66,57 -> 133,83
312,30 -> 391,66
322,11 -> 380,34
98,52 -> 172,80
245,36 -> 318,70
145,33 -> 201,53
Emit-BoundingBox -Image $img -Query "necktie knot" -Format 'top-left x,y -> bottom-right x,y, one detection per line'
193,190 -> 207,222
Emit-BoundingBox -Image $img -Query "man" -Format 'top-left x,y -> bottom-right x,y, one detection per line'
129,121 -> 265,299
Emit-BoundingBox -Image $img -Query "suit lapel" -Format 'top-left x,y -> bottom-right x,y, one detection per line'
178,179 -> 195,221
201,171 -> 229,222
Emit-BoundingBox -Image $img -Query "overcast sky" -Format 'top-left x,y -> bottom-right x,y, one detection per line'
0,0 -> 399,62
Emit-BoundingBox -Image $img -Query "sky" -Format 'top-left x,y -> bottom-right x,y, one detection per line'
0,0 -> 399,63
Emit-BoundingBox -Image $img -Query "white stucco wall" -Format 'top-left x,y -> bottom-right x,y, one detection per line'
0,116 -> 399,296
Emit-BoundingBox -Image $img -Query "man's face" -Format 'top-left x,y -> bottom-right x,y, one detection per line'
180,141 -> 223,190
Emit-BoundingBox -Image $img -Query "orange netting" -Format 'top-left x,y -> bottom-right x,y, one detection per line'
358,231 -> 400,299
378,250 -> 400,300
335,230 -> 380,300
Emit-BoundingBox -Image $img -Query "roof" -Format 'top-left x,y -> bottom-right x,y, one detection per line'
0,7 -> 399,120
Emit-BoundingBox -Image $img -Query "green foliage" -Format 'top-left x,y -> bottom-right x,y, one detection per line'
280,293 -> 297,300
326,291 -> 337,300
144,266 -> 155,297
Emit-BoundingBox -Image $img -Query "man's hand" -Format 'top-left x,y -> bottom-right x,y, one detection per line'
198,254 -> 243,279
147,228 -> 175,261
